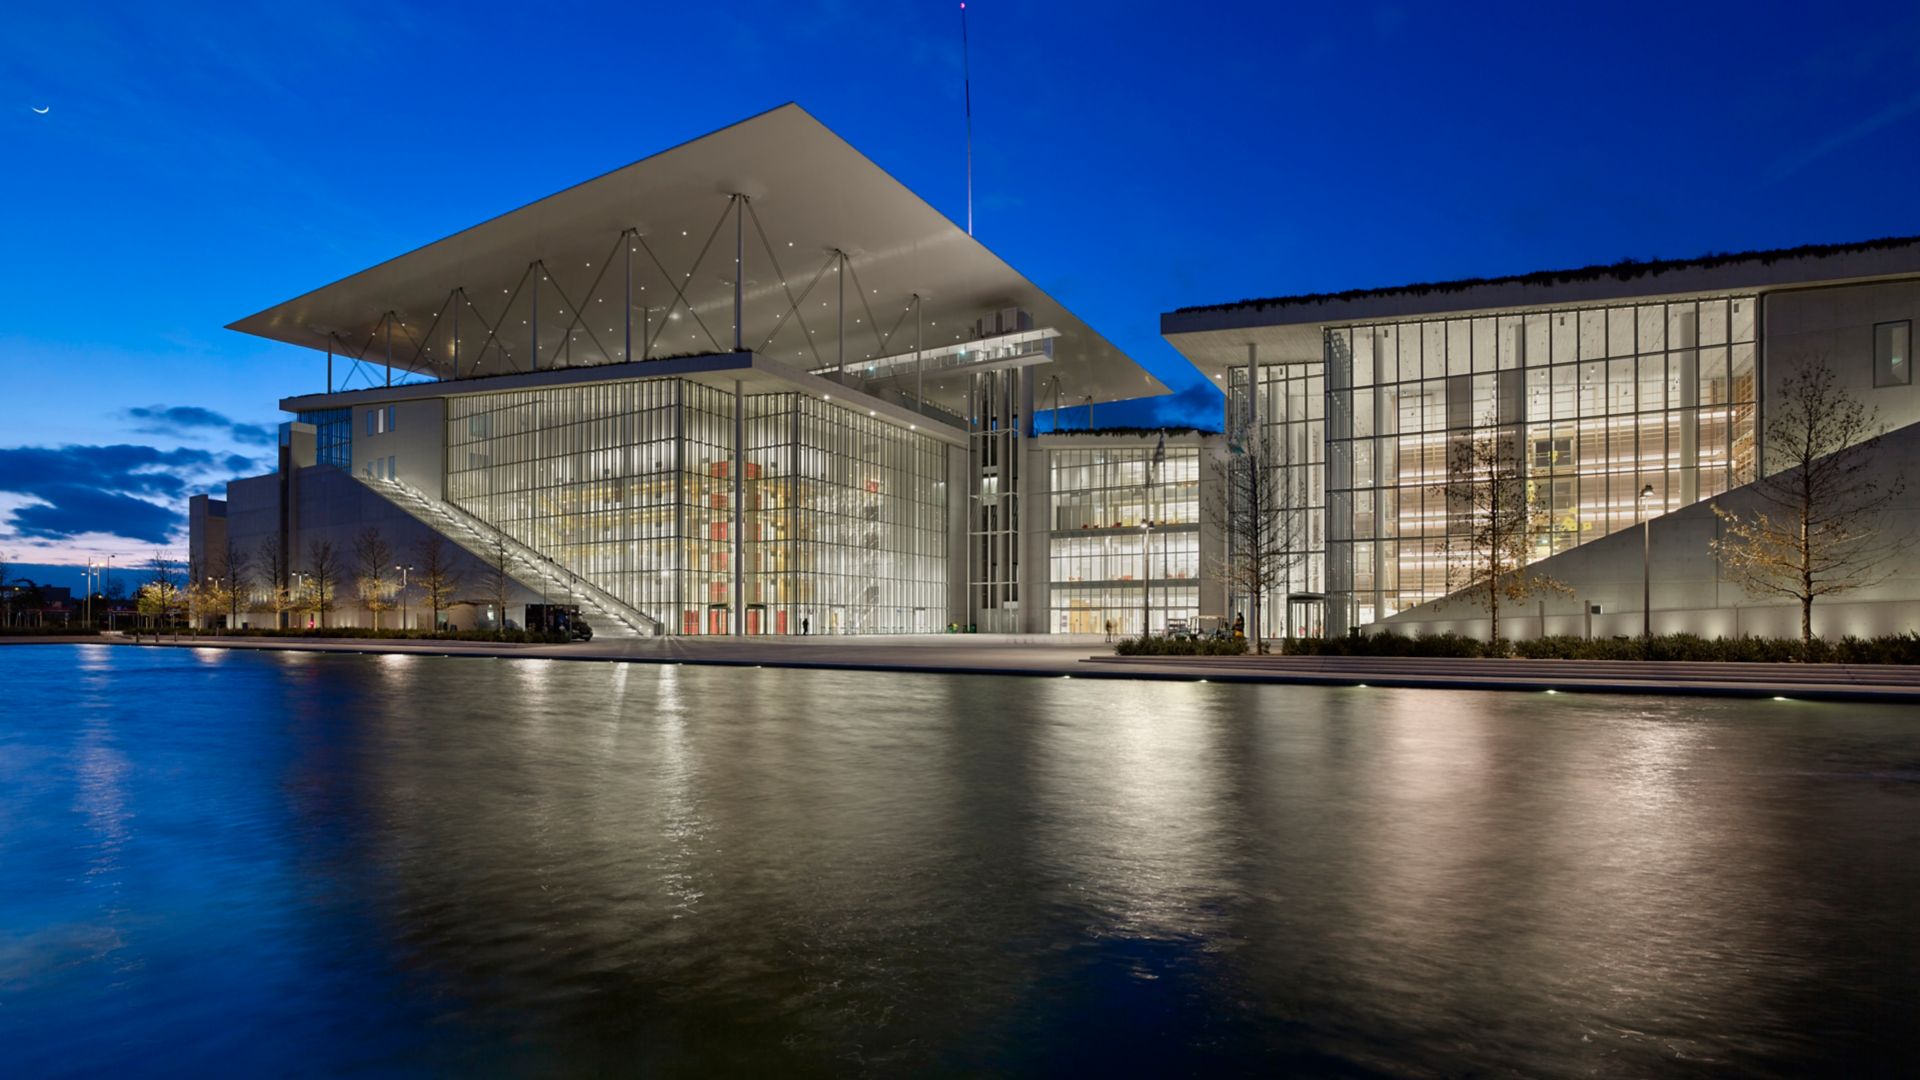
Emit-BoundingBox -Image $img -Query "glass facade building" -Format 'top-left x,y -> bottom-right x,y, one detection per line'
295,408 -> 352,470
1318,295 -> 1758,631
1047,445 -> 1201,635
744,394 -> 948,635
1226,364 -> 1328,638
444,378 -> 947,635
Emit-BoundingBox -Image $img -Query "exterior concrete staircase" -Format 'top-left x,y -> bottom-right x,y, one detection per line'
364,477 -> 661,638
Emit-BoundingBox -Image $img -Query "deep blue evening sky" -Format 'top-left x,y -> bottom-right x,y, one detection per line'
5,1 -> 1920,582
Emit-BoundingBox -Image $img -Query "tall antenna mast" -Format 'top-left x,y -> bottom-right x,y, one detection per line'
961,1 -> 973,236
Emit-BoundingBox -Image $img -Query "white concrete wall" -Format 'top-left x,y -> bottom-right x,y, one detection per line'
1765,280 -> 1920,448
213,465 -> 545,631
350,397 -> 447,500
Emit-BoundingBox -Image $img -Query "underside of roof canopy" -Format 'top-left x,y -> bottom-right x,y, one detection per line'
229,103 -> 1166,414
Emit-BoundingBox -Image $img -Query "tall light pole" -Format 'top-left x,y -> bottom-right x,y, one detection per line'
1638,483 -> 1656,640
1141,518 -> 1152,637
396,564 -> 412,631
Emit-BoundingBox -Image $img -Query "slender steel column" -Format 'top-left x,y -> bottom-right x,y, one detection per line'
1247,342 -> 1261,638
452,293 -> 460,379
732,379 -> 745,634
673,383 -> 685,634
385,314 -> 393,387
532,265 -> 541,371
624,230 -> 633,363
733,196 -> 745,353
326,336 -> 333,393
914,294 -> 923,406
836,250 -> 845,383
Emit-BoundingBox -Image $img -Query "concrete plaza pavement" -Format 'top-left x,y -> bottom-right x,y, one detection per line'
7,632 -> 1920,703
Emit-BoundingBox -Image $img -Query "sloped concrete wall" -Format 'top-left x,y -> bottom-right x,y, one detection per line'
1373,420 -> 1920,641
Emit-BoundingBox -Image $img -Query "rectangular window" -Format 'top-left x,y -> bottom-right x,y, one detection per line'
1875,320 -> 1911,387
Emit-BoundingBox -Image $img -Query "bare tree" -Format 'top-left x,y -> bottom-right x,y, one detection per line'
1207,436 -> 1309,655
1711,362 -> 1908,649
253,536 -> 291,630
305,539 -> 341,629
0,550 -> 10,627
219,539 -> 251,631
414,533 -> 462,632
142,554 -> 185,631
352,527 -> 396,630
480,534 -> 514,632
1435,430 -> 1570,648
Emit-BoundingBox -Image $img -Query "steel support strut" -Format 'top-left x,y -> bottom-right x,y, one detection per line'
732,194 -> 745,353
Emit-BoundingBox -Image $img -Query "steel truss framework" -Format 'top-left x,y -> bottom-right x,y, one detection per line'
319,194 -> 939,407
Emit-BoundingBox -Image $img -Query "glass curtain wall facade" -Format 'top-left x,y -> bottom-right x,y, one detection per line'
444,378 -> 948,636
744,394 -> 947,635
296,408 -> 353,469
1322,295 -> 1758,630
1048,446 -> 1201,635
444,379 -> 736,633
1227,364 -> 1327,639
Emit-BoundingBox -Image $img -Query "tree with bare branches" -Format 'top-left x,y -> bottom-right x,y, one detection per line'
253,536 -> 292,630
1435,430 -> 1570,648
218,539 -> 251,631
353,527 -> 396,630
1711,363 -> 1908,649
1207,436 -> 1309,655
304,539 -> 341,629
480,534 -> 514,632
414,533 -> 462,632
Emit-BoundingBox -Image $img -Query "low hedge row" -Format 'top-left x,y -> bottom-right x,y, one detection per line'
1276,631 -> 1920,664
1114,636 -> 1249,656
0,625 -> 103,637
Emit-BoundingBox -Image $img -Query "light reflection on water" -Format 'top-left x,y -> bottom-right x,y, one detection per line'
1,645 -> 1916,1077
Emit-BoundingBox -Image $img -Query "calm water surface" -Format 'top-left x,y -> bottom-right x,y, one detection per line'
2,644 -> 1917,1076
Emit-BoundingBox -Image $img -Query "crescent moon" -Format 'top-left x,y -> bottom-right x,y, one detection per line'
32,106 -> 50,114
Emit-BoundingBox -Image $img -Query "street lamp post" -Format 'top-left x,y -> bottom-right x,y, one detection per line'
396,564 -> 412,631
1141,519 -> 1152,637
1637,483 -> 1656,640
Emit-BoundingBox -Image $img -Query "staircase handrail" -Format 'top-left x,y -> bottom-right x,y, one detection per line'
368,477 -> 662,636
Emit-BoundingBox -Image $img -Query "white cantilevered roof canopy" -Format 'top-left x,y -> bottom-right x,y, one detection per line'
230,103 -> 1165,413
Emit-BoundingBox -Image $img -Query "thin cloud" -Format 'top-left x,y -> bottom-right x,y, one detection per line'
1765,90 -> 1920,185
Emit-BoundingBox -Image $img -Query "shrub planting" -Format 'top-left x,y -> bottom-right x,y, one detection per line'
1277,631 -> 1920,664
1113,636 -> 1248,657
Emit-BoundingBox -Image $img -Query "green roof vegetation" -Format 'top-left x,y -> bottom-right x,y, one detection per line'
1172,234 -> 1920,316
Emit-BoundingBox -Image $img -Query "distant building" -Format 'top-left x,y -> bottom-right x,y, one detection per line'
1162,239 -> 1920,639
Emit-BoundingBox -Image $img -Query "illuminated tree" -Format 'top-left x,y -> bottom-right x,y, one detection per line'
414,533 -> 462,632
1208,436 -> 1308,654
1711,363 -> 1909,649
480,534 -> 514,632
304,539 -> 340,629
352,527 -> 396,630
253,536 -> 292,630
1436,430 -> 1570,648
